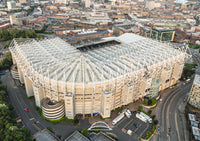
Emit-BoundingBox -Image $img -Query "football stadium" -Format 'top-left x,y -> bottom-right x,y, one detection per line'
10,33 -> 187,120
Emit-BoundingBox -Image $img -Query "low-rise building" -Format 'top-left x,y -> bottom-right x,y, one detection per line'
33,129 -> 60,141
10,12 -> 25,26
112,23 -> 140,36
150,27 -> 175,42
7,1 -> 16,10
65,131 -> 116,141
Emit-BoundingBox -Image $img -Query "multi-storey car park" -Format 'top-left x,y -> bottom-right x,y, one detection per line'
9,33 -> 188,120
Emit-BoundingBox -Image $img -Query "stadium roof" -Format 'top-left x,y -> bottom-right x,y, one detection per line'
10,33 -> 187,84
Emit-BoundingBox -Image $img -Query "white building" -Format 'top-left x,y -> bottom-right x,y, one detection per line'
9,12 -> 24,25
54,0 -> 67,4
174,0 -> 188,4
85,0 -> 91,8
145,1 -> 161,10
7,1 -> 16,10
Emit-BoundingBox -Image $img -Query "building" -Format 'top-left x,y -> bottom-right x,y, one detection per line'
65,131 -> 89,141
85,0 -> 91,8
72,30 -> 111,42
55,0 -> 67,4
33,129 -> 60,141
65,131 -> 116,141
145,1 -> 161,10
192,127 -> 200,141
9,12 -> 25,26
7,1 -> 16,10
85,12 -> 112,25
89,132 -> 116,141
112,23 -> 140,36
188,69 -> 200,110
188,113 -> 200,141
19,0 -> 27,3
174,0 -> 188,4
10,33 -> 187,120
150,27 -> 175,42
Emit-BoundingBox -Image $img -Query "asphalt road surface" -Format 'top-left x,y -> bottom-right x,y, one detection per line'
156,82 -> 192,141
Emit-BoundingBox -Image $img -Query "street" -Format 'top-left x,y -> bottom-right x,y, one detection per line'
156,82 -> 192,141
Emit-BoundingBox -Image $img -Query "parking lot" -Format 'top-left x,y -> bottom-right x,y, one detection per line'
115,112 -> 153,138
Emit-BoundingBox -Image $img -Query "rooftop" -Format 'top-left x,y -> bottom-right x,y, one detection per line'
65,131 -> 89,141
90,132 -> 116,141
33,129 -> 60,141
10,33 -> 187,84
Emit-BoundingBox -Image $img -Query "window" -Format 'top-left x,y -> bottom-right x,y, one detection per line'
145,88 -> 150,92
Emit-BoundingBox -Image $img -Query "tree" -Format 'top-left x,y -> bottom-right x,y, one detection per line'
0,28 -> 43,43
143,99 -> 148,105
9,28 -> 18,38
0,82 -> 32,141
73,116 -> 79,125
0,52 -> 13,70
138,106 -> 143,112
154,120 -> 158,125
148,100 -> 152,106
81,128 -> 89,137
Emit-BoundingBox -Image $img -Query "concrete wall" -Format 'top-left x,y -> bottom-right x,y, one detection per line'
64,93 -> 75,119
33,83 -> 44,107
24,75 -> 34,97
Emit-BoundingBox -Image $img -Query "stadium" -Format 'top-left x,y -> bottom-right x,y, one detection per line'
10,33 -> 187,120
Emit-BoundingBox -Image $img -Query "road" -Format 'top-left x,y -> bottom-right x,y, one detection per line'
156,82 -> 192,141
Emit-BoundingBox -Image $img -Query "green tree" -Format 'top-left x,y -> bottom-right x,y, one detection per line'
81,128 -> 89,137
0,52 -> 13,70
9,28 -> 19,38
143,99 -> 148,105
138,106 -> 143,112
0,83 -> 32,141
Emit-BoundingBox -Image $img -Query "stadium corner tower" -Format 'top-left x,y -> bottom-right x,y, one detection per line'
10,33 -> 188,120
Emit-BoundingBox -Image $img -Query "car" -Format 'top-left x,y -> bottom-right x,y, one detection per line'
186,79 -> 191,83
157,128 -> 160,132
132,111 -> 136,114
24,108 -> 29,112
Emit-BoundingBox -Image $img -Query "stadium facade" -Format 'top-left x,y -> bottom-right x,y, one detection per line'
10,33 -> 187,120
